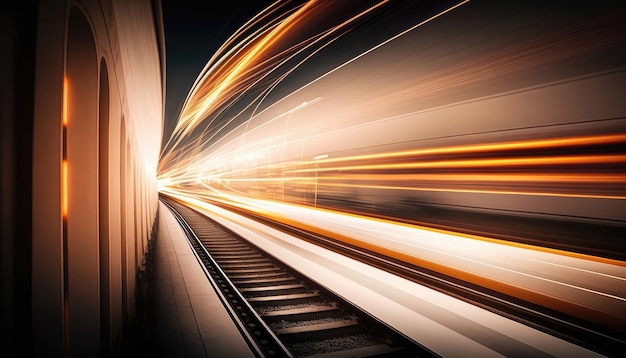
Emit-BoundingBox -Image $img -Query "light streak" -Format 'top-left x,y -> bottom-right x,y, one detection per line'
166,130 -> 625,201
163,190 -> 609,357
63,76 -> 68,126
62,76 -> 68,218
296,133 -> 626,165
179,186 -> 625,267
521,258 -> 626,281
305,182 -> 626,200
162,0 -> 394,157
157,1 -> 626,340
175,1 -> 314,135
385,228 -> 626,303
159,0 -> 473,173
62,160 -> 68,218
295,154 -> 626,172
305,173 -> 626,183
163,188 -> 626,335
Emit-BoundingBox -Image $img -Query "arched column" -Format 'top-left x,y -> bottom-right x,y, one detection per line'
98,57 -> 111,356
65,6 -> 99,356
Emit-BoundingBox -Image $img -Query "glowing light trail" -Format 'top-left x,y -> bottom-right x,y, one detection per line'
161,0 -> 395,160
62,76 -> 68,218
158,1 -> 626,352
295,133 -> 626,165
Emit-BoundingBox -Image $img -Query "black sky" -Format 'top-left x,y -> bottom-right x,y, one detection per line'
161,0 -> 275,146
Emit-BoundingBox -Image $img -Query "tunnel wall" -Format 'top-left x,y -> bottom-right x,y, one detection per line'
1,0 -> 164,356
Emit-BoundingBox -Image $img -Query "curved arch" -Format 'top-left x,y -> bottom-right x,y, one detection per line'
65,6 -> 99,355
98,57 -> 111,355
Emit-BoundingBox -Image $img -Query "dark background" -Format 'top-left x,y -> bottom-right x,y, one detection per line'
161,0 -> 275,148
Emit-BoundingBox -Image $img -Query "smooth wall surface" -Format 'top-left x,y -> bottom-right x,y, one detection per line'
2,0 -> 164,356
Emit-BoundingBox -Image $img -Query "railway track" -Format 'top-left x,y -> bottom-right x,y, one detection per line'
161,193 -> 625,357
161,197 -> 434,358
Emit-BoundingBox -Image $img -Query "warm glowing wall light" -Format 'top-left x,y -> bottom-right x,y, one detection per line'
63,76 -> 68,126
62,160 -> 68,218
62,76 -> 68,218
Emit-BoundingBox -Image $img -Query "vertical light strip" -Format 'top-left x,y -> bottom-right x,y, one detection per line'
62,160 -> 68,217
62,75 -> 70,357
63,76 -> 68,126
62,76 -> 68,217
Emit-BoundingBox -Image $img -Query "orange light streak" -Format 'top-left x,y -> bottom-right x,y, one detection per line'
314,173 -> 626,183
63,76 -> 68,126
312,181 -> 626,200
62,160 -> 68,218
296,154 -> 626,172
168,188 -> 626,268
299,133 -> 626,165
159,0 -> 413,174
163,189 -> 626,333
171,1 -> 317,143
62,76 -> 68,218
